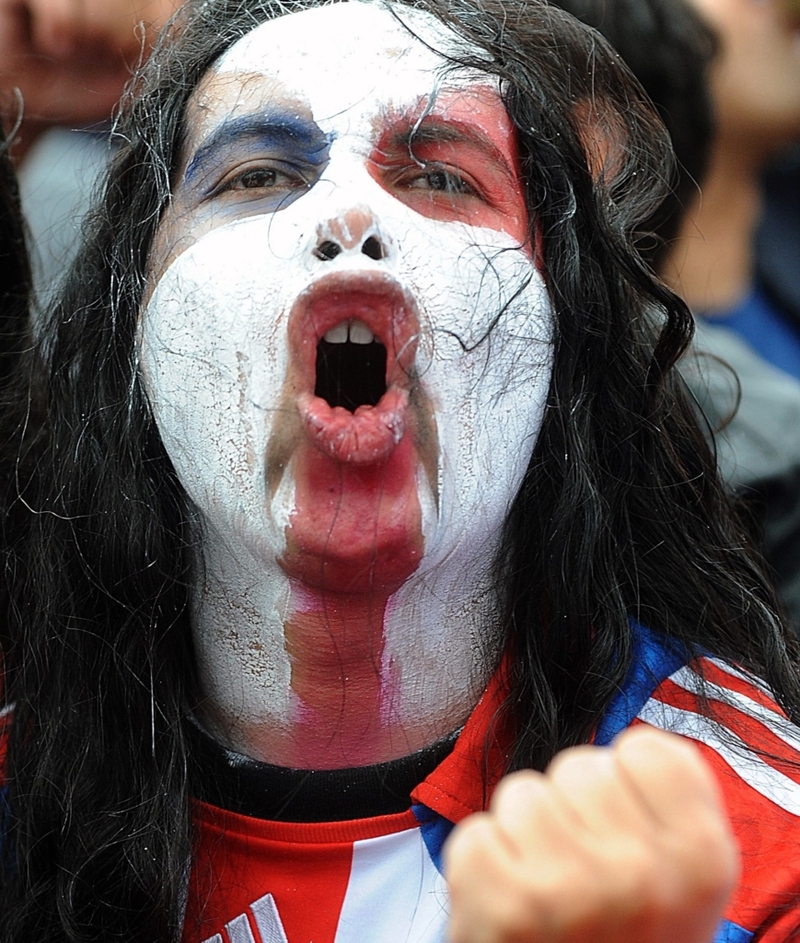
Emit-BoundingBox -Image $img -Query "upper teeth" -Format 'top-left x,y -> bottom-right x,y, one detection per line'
323,320 -> 375,345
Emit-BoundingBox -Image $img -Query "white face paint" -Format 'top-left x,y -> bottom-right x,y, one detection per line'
139,1 -> 553,767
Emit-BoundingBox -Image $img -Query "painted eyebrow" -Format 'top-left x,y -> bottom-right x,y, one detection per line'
380,117 -> 515,179
183,111 -> 332,186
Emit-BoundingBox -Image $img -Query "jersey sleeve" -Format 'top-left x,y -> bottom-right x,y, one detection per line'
635,655 -> 800,942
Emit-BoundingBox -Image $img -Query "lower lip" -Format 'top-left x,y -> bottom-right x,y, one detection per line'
296,387 -> 409,465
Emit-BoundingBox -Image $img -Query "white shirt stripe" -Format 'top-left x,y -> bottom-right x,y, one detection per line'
668,665 -> 800,756
638,698 -> 800,818
334,827 -> 449,943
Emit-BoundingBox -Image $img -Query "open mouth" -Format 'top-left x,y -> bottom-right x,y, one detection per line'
315,319 -> 387,411
289,274 -> 419,465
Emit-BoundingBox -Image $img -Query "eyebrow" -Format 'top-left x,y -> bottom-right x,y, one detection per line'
183,111 -> 332,186
380,116 -> 516,179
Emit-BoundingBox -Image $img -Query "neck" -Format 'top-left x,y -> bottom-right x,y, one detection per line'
191,526 -> 500,769
661,134 -> 764,312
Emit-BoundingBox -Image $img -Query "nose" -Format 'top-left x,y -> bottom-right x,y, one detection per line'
312,207 -> 389,263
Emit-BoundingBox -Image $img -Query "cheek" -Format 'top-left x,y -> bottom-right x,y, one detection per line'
418,352 -> 548,568
150,198 -> 307,287
408,222 -> 542,352
137,229 -> 294,505
413,251 -> 553,556
440,347 -> 546,482
139,301 -> 256,505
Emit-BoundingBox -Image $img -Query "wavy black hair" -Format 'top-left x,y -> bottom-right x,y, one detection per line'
0,112 -> 30,393
0,105 -> 34,665
0,1 -> 795,940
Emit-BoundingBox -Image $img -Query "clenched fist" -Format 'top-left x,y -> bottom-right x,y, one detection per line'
445,726 -> 738,943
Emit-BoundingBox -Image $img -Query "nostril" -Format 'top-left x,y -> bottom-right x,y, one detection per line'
314,240 -> 342,261
361,236 -> 385,261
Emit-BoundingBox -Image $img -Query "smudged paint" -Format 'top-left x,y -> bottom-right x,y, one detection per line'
184,110 -> 331,193
282,431 -> 424,594
283,581 -> 392,767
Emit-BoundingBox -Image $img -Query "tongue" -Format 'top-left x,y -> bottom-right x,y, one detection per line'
297,388 -> 408,465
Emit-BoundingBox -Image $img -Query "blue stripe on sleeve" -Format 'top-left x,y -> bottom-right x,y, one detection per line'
713,919 -> 753,942
412,803 -> 455,874
594,621 -> 690,746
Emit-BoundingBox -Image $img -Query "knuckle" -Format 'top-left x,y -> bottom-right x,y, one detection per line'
490,769 -> 544,811
547,744 -> 602,779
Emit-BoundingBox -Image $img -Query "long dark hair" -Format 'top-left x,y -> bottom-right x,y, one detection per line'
1,1 -> 795,940
0,104 -> 34,665
0,109 -> 30,393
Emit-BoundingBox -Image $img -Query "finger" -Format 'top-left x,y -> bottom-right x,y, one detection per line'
82,0 -> 145,55
29,0 -> 82,55
545,743 -> 653,837
613,726 -> 740,914
445,812 -> 550,943
613,725 -> 728,827
489,768 -> 584,855
81,0 -> 176,55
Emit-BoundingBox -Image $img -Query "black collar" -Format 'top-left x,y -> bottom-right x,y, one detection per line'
187,717 -> 459,822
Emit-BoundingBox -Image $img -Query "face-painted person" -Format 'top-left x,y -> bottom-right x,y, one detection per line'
1,1 -> 799,941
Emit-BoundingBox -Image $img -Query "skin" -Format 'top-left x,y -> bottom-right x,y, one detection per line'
663,0 -> 800,308
692,0 -> 800,149
19,0 -> 176,57
0,0 -> 128,156
139,2 -> 553,770
0,0 -> 178,158
445,726 -> 739,943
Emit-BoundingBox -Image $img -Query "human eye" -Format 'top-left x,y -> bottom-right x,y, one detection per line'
213,160 -> 311,198
400,164 -> 479,198
231,167 -> 282,189
369,119 -> 528,239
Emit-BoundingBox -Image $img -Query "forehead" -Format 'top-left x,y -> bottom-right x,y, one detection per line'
189,2 -> 495,139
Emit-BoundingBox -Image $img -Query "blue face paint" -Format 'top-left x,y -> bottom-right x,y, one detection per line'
183,110 -> 332,213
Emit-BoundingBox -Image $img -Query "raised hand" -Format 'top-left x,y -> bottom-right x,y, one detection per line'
445,726 -> 739,943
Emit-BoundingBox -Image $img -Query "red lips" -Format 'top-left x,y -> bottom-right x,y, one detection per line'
288,272 -> 420,465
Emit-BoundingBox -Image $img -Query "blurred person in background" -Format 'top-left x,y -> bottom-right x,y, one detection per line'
756,0 -> 800,343
662,0 -> 800,377
555,0 -> 800,632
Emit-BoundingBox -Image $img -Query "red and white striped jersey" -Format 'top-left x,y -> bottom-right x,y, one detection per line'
594,623 -> 800,943
144,625 -> 800,942
4,625 -> 799,941
182,655 -> 510,943
184,626 -> 800,943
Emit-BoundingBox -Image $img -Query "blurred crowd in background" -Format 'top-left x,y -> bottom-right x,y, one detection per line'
2,0 -> 800,628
